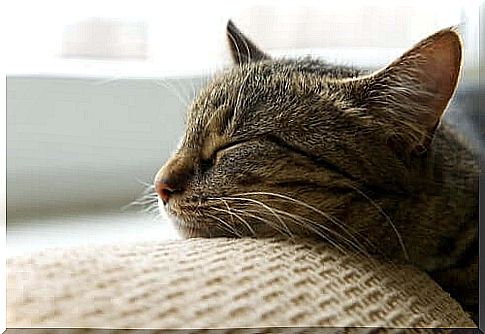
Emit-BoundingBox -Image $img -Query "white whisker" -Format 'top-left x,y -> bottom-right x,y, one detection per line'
233,191 -> 368,251
211,207 -> 255,237
219,196 -> 293,237
345,183 -> 409,261
206,213 -> 242,237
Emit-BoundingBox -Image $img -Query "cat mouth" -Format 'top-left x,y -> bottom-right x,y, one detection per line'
163,205 -> 247,238
162,205 -> 210,232
162,200 -> 278,238
170,216 -> 237,238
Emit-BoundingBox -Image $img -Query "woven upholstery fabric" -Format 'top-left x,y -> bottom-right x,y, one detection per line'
7,237 -> 475,330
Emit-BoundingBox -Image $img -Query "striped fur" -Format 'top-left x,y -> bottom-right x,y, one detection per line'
155,22 -> 478,322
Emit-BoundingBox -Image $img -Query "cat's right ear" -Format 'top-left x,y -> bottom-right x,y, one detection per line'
345,27 -> 462,154
227,20 -> 270,65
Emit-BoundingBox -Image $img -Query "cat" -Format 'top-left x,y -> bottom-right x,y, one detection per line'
153,21 -> 479,323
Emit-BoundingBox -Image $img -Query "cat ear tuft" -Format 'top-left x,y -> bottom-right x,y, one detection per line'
226,20 -> 270,65
356,27 -> 462,152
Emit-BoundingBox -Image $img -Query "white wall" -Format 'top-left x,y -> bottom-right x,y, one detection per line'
7,76 -> 206,217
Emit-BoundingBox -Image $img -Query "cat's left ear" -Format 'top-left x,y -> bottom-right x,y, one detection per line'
349,27 -> 462,152
226,20 -> 270,65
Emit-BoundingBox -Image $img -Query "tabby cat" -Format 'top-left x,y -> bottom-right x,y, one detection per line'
154,21 -> 479,322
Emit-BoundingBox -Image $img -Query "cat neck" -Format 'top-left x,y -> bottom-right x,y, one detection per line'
425,123 -> 479,198
352,124 -> 479,266
393,123 -> 479,268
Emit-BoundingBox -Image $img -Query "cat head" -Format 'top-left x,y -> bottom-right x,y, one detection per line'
154,21 -> 462,246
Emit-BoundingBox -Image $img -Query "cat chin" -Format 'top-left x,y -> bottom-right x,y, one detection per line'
166,213 -> 273,239
160,209 -> 221,238
175,225 -> 235,238
179,220 -> 287,239
160,201 -> 302,239
170,217 -> 236,238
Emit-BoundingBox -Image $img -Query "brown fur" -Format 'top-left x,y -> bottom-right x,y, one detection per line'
154,22 -> 479,322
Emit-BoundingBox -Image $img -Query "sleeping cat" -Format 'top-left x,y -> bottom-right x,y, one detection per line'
154,21 -> 479,322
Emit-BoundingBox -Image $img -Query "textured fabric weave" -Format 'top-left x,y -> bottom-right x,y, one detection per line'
7,237 -> 475,330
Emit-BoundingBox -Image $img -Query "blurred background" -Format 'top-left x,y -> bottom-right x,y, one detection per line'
6,1 -> 483,255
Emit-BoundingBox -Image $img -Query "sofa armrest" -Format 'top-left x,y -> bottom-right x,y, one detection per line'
7,237 -> 476,329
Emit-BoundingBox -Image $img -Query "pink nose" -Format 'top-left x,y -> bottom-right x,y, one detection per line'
155,180 -> 176,205
154,154 -> 193,205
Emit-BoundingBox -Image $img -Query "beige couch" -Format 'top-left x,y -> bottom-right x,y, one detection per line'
7,237 -> 476,331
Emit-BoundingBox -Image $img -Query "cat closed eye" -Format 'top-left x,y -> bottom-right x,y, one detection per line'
199,152 -> 223,173
203,141 -> 246,170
